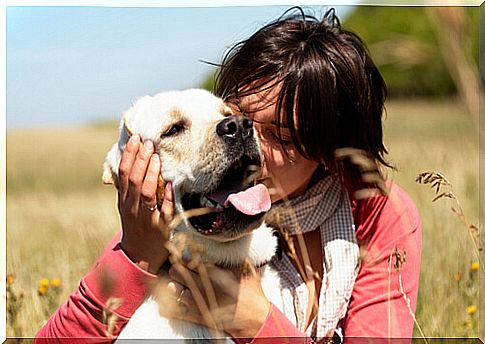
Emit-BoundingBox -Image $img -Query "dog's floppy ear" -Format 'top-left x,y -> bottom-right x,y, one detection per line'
102,142 -> 121,188
102,169 -> 120,189
102,116 -> 132,188
102,167 -> 115,185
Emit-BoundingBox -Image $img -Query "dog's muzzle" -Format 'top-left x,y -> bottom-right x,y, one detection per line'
181,115 -> 271,239
216,115 -> 254,142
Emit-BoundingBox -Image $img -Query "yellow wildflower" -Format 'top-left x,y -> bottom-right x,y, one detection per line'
470,262 -> 479,272
453,272 -> 461,282
38,285 -> 48,296
39,278 -> 50,289
6,274 -> 14,285
51,277 -> 62,288
466,305 -> 477,315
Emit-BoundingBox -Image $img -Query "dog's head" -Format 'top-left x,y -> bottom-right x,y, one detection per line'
104,89 -> 271,242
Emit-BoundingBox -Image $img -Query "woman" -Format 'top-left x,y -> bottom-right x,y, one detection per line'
35,7 -> 421,343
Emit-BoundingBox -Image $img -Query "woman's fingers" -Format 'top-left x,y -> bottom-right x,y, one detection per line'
161,182 -> 174,224
167,281 -> 195,308
165,272 -> 214,326
169,263 -> 214,312
126,140 -> 155,213
118,134 -> 140,201
165,262 -> 268,335
205,265 -> 239,299
169,263 -> 236,299
140,153 -> 161,211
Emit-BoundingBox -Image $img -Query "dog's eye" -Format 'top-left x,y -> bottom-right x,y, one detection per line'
163,124 -> 185,137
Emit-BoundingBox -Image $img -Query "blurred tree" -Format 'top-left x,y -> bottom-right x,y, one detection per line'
200,69 -> 217,94
343,6 -> 479,101
426,7 -> 480,121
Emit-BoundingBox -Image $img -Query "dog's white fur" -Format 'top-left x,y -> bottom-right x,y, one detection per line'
104,89 -> 284,342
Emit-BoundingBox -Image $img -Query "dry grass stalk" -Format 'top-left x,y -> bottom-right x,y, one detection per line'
416,171 -> 482,257
387,247 -> 429,343
103,297 -> 123,337
394,248 -> 428,344
387,246 -> 392,339
196,261 -> 221,325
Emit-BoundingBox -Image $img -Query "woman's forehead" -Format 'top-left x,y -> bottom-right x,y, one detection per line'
241,94 -> 293,129
240,91 -> 282,123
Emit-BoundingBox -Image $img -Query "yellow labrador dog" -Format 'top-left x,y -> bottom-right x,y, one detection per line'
103,89 -> 282,342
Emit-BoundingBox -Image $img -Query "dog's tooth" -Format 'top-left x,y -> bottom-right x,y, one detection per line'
200,195 -> 218,208
200,195 -> 210,207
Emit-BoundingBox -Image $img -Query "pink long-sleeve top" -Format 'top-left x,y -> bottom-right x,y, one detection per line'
34,183 -> 421,343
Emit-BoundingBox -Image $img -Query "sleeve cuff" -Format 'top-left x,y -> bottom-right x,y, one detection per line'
83,234 -> 159,319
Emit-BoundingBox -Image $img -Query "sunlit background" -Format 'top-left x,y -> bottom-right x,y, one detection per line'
6,4 -> 483,340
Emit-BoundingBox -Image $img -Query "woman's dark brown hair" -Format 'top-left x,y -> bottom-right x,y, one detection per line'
214,7 -> 391,193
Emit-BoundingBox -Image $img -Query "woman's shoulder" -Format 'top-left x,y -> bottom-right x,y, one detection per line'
352,181 -> 418,215
351,181 -> 421,244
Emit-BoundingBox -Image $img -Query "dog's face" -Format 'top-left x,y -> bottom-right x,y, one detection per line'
105,89 -> 271,242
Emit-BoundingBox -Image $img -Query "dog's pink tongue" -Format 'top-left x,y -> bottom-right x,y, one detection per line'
225,184 -> 271,215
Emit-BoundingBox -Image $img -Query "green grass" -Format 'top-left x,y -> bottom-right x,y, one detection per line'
6,99 -> 479,338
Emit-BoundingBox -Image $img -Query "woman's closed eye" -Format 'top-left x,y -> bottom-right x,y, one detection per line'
264,129 -> 293,146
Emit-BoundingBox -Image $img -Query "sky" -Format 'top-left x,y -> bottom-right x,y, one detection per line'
6,5 -> 352,129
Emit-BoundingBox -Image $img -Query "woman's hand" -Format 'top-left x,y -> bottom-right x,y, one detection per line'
164,262 -> 271,339
117,134 -> 174,274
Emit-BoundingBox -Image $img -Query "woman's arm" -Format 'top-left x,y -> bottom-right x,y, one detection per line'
343,183 -> 422,339
34,136 -> 173,343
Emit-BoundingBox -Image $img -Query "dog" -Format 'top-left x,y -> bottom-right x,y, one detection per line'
103,89 -> 283,342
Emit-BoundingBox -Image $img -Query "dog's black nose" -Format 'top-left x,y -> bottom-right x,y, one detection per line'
216,115 -> 253,140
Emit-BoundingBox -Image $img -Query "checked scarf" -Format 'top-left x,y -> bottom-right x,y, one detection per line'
266,168 -> 360,339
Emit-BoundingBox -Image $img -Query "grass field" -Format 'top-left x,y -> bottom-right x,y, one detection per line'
6,99 -> 480,338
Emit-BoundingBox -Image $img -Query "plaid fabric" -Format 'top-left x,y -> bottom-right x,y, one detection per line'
266,169 -> 360,339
